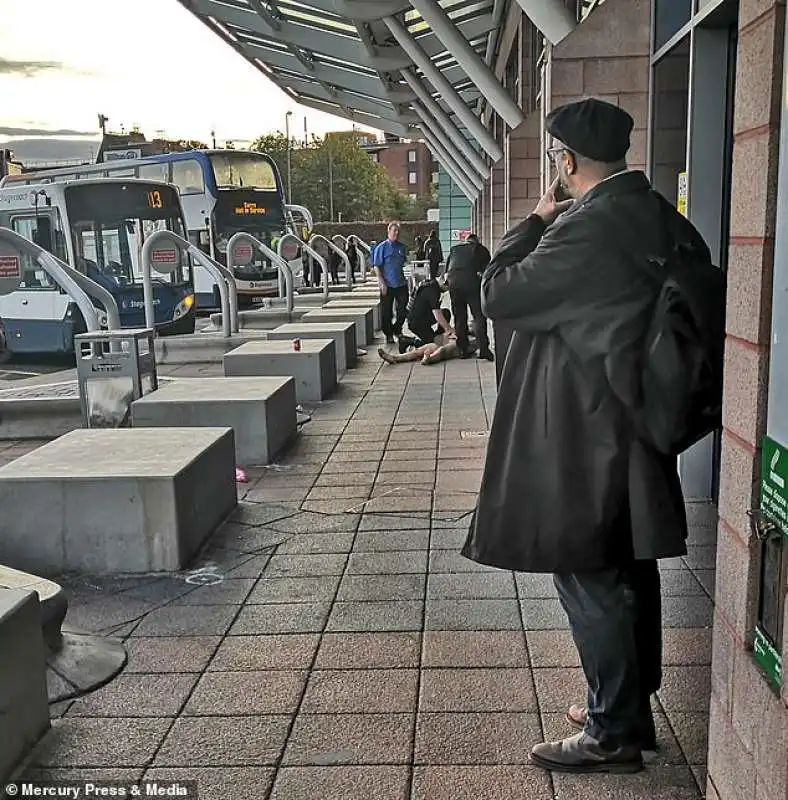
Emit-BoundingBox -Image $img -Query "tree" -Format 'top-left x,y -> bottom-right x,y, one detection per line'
251,132 -> 418,223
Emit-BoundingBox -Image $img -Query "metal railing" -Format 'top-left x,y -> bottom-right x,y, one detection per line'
227,232 -> 295,313
281,234 -> 329,302
0,228 -> 116,333
310,233 -> 353,291
141,231 -> 238,337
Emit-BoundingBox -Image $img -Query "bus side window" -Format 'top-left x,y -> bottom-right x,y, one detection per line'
138,163 -> 168,184
171,160 -> 205,195
10,216 -> 57,289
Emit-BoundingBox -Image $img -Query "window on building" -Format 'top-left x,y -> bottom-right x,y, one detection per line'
409,193 -> 418,201
370,152 -> 379,162
654,0 -> 692,51
408,149 -> 417,163
408,171 -> 417,185
432,172 -> 439,184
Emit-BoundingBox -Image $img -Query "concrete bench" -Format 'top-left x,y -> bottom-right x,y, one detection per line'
223,339 -> 337,403
266,321 -> 357,374
0,589 -> 50,784
324,300 -> 382,332
0,428 -> 237,574
0,565 -> 67,649
302,308 -> 375,347
131,377 -> 297,465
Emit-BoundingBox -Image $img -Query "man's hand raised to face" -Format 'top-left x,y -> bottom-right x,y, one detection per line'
533,177 -> 574,225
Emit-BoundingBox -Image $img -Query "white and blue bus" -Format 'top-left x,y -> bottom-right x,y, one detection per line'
1,149 -> 299,308
0,178 -> 195,357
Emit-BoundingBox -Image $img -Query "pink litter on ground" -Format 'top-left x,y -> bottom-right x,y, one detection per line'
235,467 -> 248,483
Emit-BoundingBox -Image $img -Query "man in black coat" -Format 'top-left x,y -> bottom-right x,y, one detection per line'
445,233 -> 494,360
462,98 -> 712,774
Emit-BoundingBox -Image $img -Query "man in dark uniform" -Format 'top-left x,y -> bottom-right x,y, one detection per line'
445,233 -> 494,360
462,98 -> 712,774
403,275 -> 453,348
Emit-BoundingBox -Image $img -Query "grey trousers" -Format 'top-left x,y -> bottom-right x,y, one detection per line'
553,560 -> 662,747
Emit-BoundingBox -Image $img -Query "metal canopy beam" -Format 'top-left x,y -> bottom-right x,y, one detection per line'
404,74 -> 490,178
281,74 -> 418,123
513,0 -> 576,44
420,127 -> 478,200
409,0 -> 524,129
190,0 -> 411,70
384,15 -> 502,160
294,94 -> 414,137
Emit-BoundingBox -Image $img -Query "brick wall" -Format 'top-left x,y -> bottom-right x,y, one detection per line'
550,0 -> 651,173
508,112 -> 542,229
709,1 -> 788,798
377,141 -> 436,200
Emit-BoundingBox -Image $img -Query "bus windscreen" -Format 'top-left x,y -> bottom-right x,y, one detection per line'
209,153 -> 278,191
65,182 -> 188,287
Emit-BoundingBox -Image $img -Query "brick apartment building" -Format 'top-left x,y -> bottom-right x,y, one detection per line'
366,139 -> 438,202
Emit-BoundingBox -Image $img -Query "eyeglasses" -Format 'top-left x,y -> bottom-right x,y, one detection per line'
546,147 -> 573,165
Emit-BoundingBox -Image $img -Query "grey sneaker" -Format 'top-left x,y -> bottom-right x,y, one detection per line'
530,731 -> 643,774
566,704 -> 657,751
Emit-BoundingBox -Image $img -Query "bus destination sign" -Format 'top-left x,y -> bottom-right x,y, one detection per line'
234,201 -> 267,216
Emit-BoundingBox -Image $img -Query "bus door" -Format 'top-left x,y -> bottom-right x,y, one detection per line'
0,211 -> 76,354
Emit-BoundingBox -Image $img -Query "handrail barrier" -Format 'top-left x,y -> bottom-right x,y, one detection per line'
0,227 -> 102,332
141,230 -> 238,337
311,233 -> 353,291
228,232 -> 294,314
281,234 -> 329,302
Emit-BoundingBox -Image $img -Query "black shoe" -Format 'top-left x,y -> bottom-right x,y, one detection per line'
477,350 -> 494,362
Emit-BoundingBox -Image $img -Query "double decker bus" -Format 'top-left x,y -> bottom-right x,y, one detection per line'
1,149 -> 299,308
0,178 -> 195,357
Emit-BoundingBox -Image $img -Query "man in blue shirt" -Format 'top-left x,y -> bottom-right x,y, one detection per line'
373,221 -> 409,344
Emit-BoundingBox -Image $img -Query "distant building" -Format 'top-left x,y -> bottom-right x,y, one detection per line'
369,139 -> 437,203
97,132 -> 209,163
329,131 -> 438,203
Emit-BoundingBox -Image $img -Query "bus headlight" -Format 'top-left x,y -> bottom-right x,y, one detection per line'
172,294 -> 195,320
97,310 -> 108,328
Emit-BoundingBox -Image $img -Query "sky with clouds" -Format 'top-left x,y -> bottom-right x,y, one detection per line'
0,0 -> 371,145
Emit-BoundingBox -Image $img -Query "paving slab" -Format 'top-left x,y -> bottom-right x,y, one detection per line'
29,338 -> 710,800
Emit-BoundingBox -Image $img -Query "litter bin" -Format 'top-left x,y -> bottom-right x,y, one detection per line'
75,328 -> 157,428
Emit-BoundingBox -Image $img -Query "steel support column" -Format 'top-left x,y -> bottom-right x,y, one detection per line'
403,70 -> 491,179
417,112 -> 485,191
384,16 -> 503,161
512,0 -> 576,45
419,124 -> 479,201
409,0 -> 524,129
411,100 -> 486,189
423,139 -> 477,201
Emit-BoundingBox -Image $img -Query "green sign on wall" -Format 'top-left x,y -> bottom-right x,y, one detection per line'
755,435 -> 787,690
761,436 -> 788,531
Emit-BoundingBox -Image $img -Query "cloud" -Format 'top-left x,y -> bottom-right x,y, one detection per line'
0,58 -> 64,77
0,126 -> 96,137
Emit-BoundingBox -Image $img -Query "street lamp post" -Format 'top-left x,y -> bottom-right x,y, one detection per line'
285,111 -> 293,204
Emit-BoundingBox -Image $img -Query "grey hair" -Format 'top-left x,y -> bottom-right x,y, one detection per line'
572,151 -> 627,178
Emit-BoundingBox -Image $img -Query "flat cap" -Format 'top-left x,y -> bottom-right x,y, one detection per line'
546,98 -> 634,163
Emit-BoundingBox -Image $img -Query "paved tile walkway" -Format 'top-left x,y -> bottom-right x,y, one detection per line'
10,347 -> 714,799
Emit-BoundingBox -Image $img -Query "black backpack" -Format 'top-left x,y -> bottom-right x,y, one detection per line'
629,208 -> 727,455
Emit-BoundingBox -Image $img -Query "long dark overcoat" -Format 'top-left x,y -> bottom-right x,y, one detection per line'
462,171 -> 711,573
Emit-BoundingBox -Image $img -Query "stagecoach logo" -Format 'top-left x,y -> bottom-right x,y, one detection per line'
123,298 -> 161,310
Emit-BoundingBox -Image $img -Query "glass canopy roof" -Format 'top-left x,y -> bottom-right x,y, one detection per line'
179,0 -> 500,138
